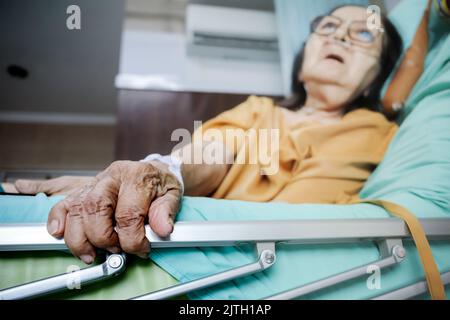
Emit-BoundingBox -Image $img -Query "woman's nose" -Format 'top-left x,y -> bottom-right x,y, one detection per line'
333,24 -> 348,42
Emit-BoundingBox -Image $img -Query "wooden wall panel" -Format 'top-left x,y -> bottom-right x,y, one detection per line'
0,123 -> 115,171
115,90 -> 258,160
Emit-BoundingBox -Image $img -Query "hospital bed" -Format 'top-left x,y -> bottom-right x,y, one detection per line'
1,0 -> 449,300
1,196 -> 450,300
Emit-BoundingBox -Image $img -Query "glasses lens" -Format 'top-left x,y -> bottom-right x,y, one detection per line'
314,16 -> 341,35
350,22 -> 377,44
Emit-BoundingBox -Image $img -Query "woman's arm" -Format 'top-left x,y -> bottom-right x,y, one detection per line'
14,139 -> 233,198
175,140 -> 234,197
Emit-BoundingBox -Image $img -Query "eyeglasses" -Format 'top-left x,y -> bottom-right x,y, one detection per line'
311,15 -> 381,47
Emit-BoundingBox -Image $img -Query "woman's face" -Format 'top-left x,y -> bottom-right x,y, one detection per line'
300,6 -> 384,111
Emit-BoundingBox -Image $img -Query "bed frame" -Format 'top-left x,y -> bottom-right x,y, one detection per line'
1,218 -> 449,300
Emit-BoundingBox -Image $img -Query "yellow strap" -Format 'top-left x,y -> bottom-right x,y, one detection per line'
349,198 -> 446,300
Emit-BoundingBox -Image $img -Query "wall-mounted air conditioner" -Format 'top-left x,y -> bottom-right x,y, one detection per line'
186,4 -> 279,62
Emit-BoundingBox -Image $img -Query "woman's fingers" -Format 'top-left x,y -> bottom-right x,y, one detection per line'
81,177 -> 120,253
14,179 -> 47,194
65,201 -> 97,264
48,200 -> 99,264
47,200 -> 68,238
1,183 -> 19,193
47,194 -> 104,263
15,176 -> 95,195
148,189 -> 181,238
50,176 -> 95,195
114,179 -> 156,258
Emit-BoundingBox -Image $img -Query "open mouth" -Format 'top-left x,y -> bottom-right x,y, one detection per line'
325,54 -> 345,64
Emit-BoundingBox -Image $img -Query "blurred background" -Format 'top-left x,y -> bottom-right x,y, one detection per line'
0,0 -> 402,182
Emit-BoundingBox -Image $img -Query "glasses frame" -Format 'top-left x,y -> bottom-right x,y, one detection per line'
311,15 -> 382,48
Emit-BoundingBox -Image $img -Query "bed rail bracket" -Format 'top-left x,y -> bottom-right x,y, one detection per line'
131,242 -> 276,300
265,239 -> 406,300
0,253 -> 126,300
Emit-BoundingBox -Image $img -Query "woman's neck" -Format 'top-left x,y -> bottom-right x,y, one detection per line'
302,96 -> 344,118
282,102 -> 344,128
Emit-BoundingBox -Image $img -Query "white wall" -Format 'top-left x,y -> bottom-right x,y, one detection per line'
117,29 -> 283,95
117,2 -> 284,96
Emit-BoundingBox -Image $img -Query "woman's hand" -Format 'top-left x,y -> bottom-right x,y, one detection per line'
13,141 -> 232,263
15,176 -> 96,196
43,160 -> 182,263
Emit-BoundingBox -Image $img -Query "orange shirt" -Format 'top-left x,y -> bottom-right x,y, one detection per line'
193,95 -> 398,204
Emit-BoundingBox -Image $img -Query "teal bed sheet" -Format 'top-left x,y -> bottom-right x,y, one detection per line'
1,194 -> 449,300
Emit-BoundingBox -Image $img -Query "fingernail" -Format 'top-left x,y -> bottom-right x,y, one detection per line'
80,254 -> 94,264
166,219 -> 174,234
47,220 -> 59,236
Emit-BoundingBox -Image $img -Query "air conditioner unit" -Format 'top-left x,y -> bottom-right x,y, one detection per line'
186,4 -> 279,62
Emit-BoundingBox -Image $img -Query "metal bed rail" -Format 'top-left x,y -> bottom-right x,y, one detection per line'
372,271 -> 450,300
2,218 -> 450,251
0,218 -> 449,300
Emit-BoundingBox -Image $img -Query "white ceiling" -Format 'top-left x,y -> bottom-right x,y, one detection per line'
0,0 -> 124,116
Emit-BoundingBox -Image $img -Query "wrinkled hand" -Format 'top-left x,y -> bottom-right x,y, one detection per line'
34,161 -> 181,263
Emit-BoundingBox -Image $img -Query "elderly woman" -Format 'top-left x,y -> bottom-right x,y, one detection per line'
14,5 -> 403,264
